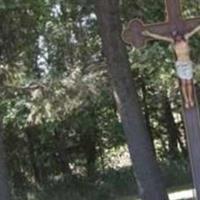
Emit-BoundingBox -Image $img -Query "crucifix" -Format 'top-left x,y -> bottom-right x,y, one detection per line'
122,0 -> 200,199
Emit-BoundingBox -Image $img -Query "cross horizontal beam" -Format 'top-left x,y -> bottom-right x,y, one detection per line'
122,0 -> 200,47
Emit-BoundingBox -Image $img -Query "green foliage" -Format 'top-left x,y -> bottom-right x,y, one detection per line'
1,0 -> 200,199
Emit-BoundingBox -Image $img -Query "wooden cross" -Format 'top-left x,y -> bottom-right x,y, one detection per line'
122,0 -> 200,48
122,0 -> 200,199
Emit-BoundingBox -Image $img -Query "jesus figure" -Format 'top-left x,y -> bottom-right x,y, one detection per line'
143,26 -> 200,109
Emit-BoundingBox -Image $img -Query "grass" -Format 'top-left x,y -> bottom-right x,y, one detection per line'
116,184 -> 193,200
13,184 -> 192,200
11,159 -> 192,200
116,196 -> 138,200
168,184 -> 193,193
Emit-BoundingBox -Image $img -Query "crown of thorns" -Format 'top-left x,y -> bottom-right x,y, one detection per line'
171,30 -> 183,37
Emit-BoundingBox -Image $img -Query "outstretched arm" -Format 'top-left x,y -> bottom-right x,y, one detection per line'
185,25 -> 200,40
142,30 -> 173,43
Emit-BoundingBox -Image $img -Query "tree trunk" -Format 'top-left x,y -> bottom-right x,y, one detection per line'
54,130 -> 72,176
83,132 -> 97,180
0,121 -> 10,200
95,1 -> 169,200
163,94 -> 179,158
162,94 -> 188,158
25,126 -> 42,183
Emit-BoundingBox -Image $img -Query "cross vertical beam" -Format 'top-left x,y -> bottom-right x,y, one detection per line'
183,85 -> 200,199
165,0 -> 182,21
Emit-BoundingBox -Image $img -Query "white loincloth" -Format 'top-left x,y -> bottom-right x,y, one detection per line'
175,60 -> 193,80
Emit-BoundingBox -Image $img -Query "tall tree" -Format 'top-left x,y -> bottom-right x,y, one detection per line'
95,1 -> 169,199
0,120 -> 10,200
162,94 -> 179,158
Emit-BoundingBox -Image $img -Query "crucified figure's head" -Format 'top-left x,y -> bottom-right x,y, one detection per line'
172,30 -> 185,43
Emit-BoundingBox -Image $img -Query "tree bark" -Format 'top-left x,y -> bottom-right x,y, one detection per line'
162,94 -> 188,158
25,127 -> 42,183
83,132 -> 97,180
95,1 -> 169,200
162,94 -> 179,158
0,120 -> 10,200
54,130 -> 72,176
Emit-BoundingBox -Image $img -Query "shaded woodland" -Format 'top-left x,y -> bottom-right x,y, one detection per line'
1,0 -> 200,199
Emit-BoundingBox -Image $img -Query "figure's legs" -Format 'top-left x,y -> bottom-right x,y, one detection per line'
181,79 -> 189,108
187,79 -> 194,107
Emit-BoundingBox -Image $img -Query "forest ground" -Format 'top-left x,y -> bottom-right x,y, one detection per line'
118,188 -> 193,200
